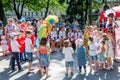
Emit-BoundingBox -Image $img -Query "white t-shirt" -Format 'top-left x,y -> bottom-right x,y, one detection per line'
51,31 -> 57,40
68,32 -> 74,41
59,31 -> 66,39
88,43 -> 97,56
62,47 -> 74,61
10,40 -> 20,52
25,37 -> 33,52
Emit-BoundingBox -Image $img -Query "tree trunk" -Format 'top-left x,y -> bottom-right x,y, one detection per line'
85,0 -> 88,23
13,0 -> 25,19
89,0 -> 92,25
44,0 -> 50,18
0,0 -> 6,25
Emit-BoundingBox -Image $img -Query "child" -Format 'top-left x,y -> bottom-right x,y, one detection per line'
16,32 -> 24,62
10,33 -> 22,72
62,40 -> 74,77
75,39 -> 86,74
97,41 -> 106,70
38,37 -> 50,78
103,33 -> 114,70
50,26 -> 57,53
59,27 -> 66,51
25,31 -> 34,74
68,29 -> 75,50
88,37 -> 98,73
1,36 -> 8,56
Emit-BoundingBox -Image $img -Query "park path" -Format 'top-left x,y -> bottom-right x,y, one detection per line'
0,49 -> 120,80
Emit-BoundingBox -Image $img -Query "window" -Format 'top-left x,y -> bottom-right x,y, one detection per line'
31,12 -> 33,17
24,12 -> 26,16
28,12 -> 30,16
36,12 -> 38,16
41,12 -> 43,16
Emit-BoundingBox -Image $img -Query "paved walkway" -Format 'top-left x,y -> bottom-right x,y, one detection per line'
0,50 -> 120,80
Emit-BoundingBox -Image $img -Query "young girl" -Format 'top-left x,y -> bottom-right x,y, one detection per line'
38,37 -> 50,78
62,40 -> 74,76
103,33 -> 114,70
74,28 -> 83,40
75,39 -> 86,74
68,29 -> 75,50
1,36 -> 8,56
50,27 -> 57,53
97,41 -> 106,70
88,37 -> 98,73
59,27 -> 66,51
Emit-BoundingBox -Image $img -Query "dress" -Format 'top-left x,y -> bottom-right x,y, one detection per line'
98,53 -> 105,62
1,40 -> 8,51
108,40 -> 114,58
76,46 -> 86,66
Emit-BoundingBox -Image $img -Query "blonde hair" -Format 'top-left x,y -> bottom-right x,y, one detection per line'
26,21 -> 31,27
8,18 -> 13,25
103,33 -> 109,41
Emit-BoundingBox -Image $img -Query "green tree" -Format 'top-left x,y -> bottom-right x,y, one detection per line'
2,0 -> 66,19
0,0 -> 6,24
59,0 -> 103,24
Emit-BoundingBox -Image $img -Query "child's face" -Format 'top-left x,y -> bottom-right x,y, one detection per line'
100,42 -> 104,47
17,34 -> 21,38
26,34 -> 31,38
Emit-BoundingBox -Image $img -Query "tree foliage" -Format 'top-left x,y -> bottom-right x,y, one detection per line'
2,0 -> 67,19
59,0 -> 104,24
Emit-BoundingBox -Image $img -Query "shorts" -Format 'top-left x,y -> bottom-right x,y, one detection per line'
26,52 -> 33,62
98,53 -> 105,62
39,54 -> 49,68
65,61 -> 73,67
88,55 -> 97,61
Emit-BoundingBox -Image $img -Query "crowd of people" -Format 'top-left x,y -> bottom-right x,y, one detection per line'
0,15 -> 120,79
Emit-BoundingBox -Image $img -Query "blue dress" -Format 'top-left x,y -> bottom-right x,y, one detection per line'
76,46 -> 86,66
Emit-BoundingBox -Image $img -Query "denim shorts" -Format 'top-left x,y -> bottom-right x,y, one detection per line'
26,52 -> 33,62
88,55 -> 97,61
65,61 -> 73,67
39,54 -> 49,68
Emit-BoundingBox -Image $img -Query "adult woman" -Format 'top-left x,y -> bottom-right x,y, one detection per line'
5,18 -> 16,38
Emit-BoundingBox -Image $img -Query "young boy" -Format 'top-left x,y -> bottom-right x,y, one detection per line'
10,33 -> 22,72
25,31 -> 34,74
62,40 -> 74,77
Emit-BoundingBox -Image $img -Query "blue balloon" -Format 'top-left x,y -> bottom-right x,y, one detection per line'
49,18 -> 55,24
20,17 -> 26,22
